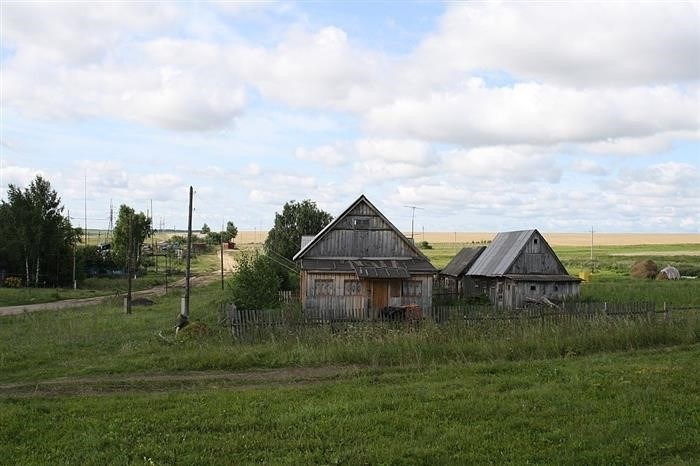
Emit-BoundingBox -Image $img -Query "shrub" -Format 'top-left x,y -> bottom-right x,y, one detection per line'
226,251 -> 281,310
418,240 -> 433,250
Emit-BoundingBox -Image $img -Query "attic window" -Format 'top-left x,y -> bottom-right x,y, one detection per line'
533,238 -> 538,245
353,218 -> 370,229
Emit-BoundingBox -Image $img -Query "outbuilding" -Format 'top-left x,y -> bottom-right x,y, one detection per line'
465,229 -> 581,309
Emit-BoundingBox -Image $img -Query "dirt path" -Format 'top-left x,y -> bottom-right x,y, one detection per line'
0,273 -> 213,317
0,365 -> 363,398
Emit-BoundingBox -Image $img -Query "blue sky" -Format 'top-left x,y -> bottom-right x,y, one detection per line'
1,1 -> 699,233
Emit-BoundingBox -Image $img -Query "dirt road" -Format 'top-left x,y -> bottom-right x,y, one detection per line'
0,365 -> 362,397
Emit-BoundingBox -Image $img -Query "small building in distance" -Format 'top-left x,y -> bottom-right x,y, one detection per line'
439,246 -> 486,296
465,229 -> 581,309
293,195 -> 437,318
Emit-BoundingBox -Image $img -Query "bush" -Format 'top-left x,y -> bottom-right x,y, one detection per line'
226,252 -> 281,310
418,240 -> 433,250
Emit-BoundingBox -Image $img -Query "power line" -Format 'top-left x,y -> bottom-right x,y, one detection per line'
404,205 -> 424,240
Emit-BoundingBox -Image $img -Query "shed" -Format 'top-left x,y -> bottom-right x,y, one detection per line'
293,195 -> 437,318
465,229 -> 581,309
439,246 -> 486,296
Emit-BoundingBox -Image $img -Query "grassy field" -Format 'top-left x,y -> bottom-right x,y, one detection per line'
2,240 -> 700,464
2,345 -> 699,465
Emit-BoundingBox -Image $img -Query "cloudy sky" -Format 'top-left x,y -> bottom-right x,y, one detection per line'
1,1 -> 699,234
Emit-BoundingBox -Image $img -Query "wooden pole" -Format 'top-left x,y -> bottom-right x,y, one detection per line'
220,223 -> 225,291
182,186 -> 193,323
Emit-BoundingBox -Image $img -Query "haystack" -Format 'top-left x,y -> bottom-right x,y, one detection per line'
630,259 -> 658,279
657,265 -> 680,280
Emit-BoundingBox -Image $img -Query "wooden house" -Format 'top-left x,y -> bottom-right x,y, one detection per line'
439,246 -> 486,296
465,229 -> 581,309
293,195 -> 437,318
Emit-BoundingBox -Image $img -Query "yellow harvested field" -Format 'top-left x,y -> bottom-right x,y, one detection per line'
236,231 -> 700,247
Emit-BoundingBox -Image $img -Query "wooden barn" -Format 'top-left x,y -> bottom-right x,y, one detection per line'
465,229 -> 581,309
293,195 -> 437,318
439,246 -> 486,296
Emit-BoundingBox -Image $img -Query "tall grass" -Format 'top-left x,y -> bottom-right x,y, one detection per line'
1,282 -> 697,382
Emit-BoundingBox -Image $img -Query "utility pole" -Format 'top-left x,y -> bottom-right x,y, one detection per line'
220,222 -> 225,291
84,173 -> 88,245
181,186 -> 193,326
69,209 -> 76,290
404,205 -> 423,240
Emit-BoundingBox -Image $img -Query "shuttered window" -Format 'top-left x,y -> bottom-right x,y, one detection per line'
344,280 -> 362,295
314,279 -> 334,296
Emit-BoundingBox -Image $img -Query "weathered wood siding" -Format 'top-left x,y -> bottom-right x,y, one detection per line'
482,278 -> 580,309
506,231 -> 567,275
304,203 -> 419,259
301,271 -> 433,316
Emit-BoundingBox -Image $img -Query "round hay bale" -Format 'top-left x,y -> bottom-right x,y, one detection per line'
630,259 -> 658,279
657,265 -> 680,280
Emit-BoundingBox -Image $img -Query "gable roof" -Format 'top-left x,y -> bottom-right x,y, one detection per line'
440,246 -> 486,277
293,194 -> 433,269
467,229 -> 568,277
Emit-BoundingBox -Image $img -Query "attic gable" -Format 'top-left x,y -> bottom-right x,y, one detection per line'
293,195 -> 431,262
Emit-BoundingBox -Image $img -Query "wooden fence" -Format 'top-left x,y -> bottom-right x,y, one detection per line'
220,301 -> 658,341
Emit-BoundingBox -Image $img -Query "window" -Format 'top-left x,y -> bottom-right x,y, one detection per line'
344,280 -> 362,295
530,285 -> 537,291
534,238 -> 538,244
402,280 -> 423,297
314,279 -> 334,296
554,285 -> 559,291
353,218 -> 370,229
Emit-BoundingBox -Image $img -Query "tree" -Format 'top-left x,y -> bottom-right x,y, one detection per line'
224,221 -> 238,243
201,223 -> 211,235
264,200 -> 332,261
206,220 -> 238,244
226,252 -> 280,309
0,176 -> 77,286
112,205 -> 152,269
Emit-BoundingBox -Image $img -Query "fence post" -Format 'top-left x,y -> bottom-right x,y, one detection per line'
664,301 -> 670,320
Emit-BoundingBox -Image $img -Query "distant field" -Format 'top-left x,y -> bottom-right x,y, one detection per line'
234,231 -> 700,247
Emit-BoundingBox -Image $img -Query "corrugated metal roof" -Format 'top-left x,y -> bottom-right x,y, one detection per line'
441,246 -> 486,277
467,230 -> 535,276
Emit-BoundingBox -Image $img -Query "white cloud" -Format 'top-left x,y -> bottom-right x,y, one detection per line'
412,3 -> 700,87
443,146 -> 561,183
572,159 -> 607,176
295,145 -> 347,166
366,84 -> 699,147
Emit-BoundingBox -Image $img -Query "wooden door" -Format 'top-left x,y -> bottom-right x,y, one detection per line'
371,281 -> 388,310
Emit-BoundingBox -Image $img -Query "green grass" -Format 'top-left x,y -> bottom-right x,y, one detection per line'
2,281 -> 698,382
1,346 -> 699,464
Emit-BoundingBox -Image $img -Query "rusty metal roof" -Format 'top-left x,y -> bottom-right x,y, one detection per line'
440,246 -> 486,277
